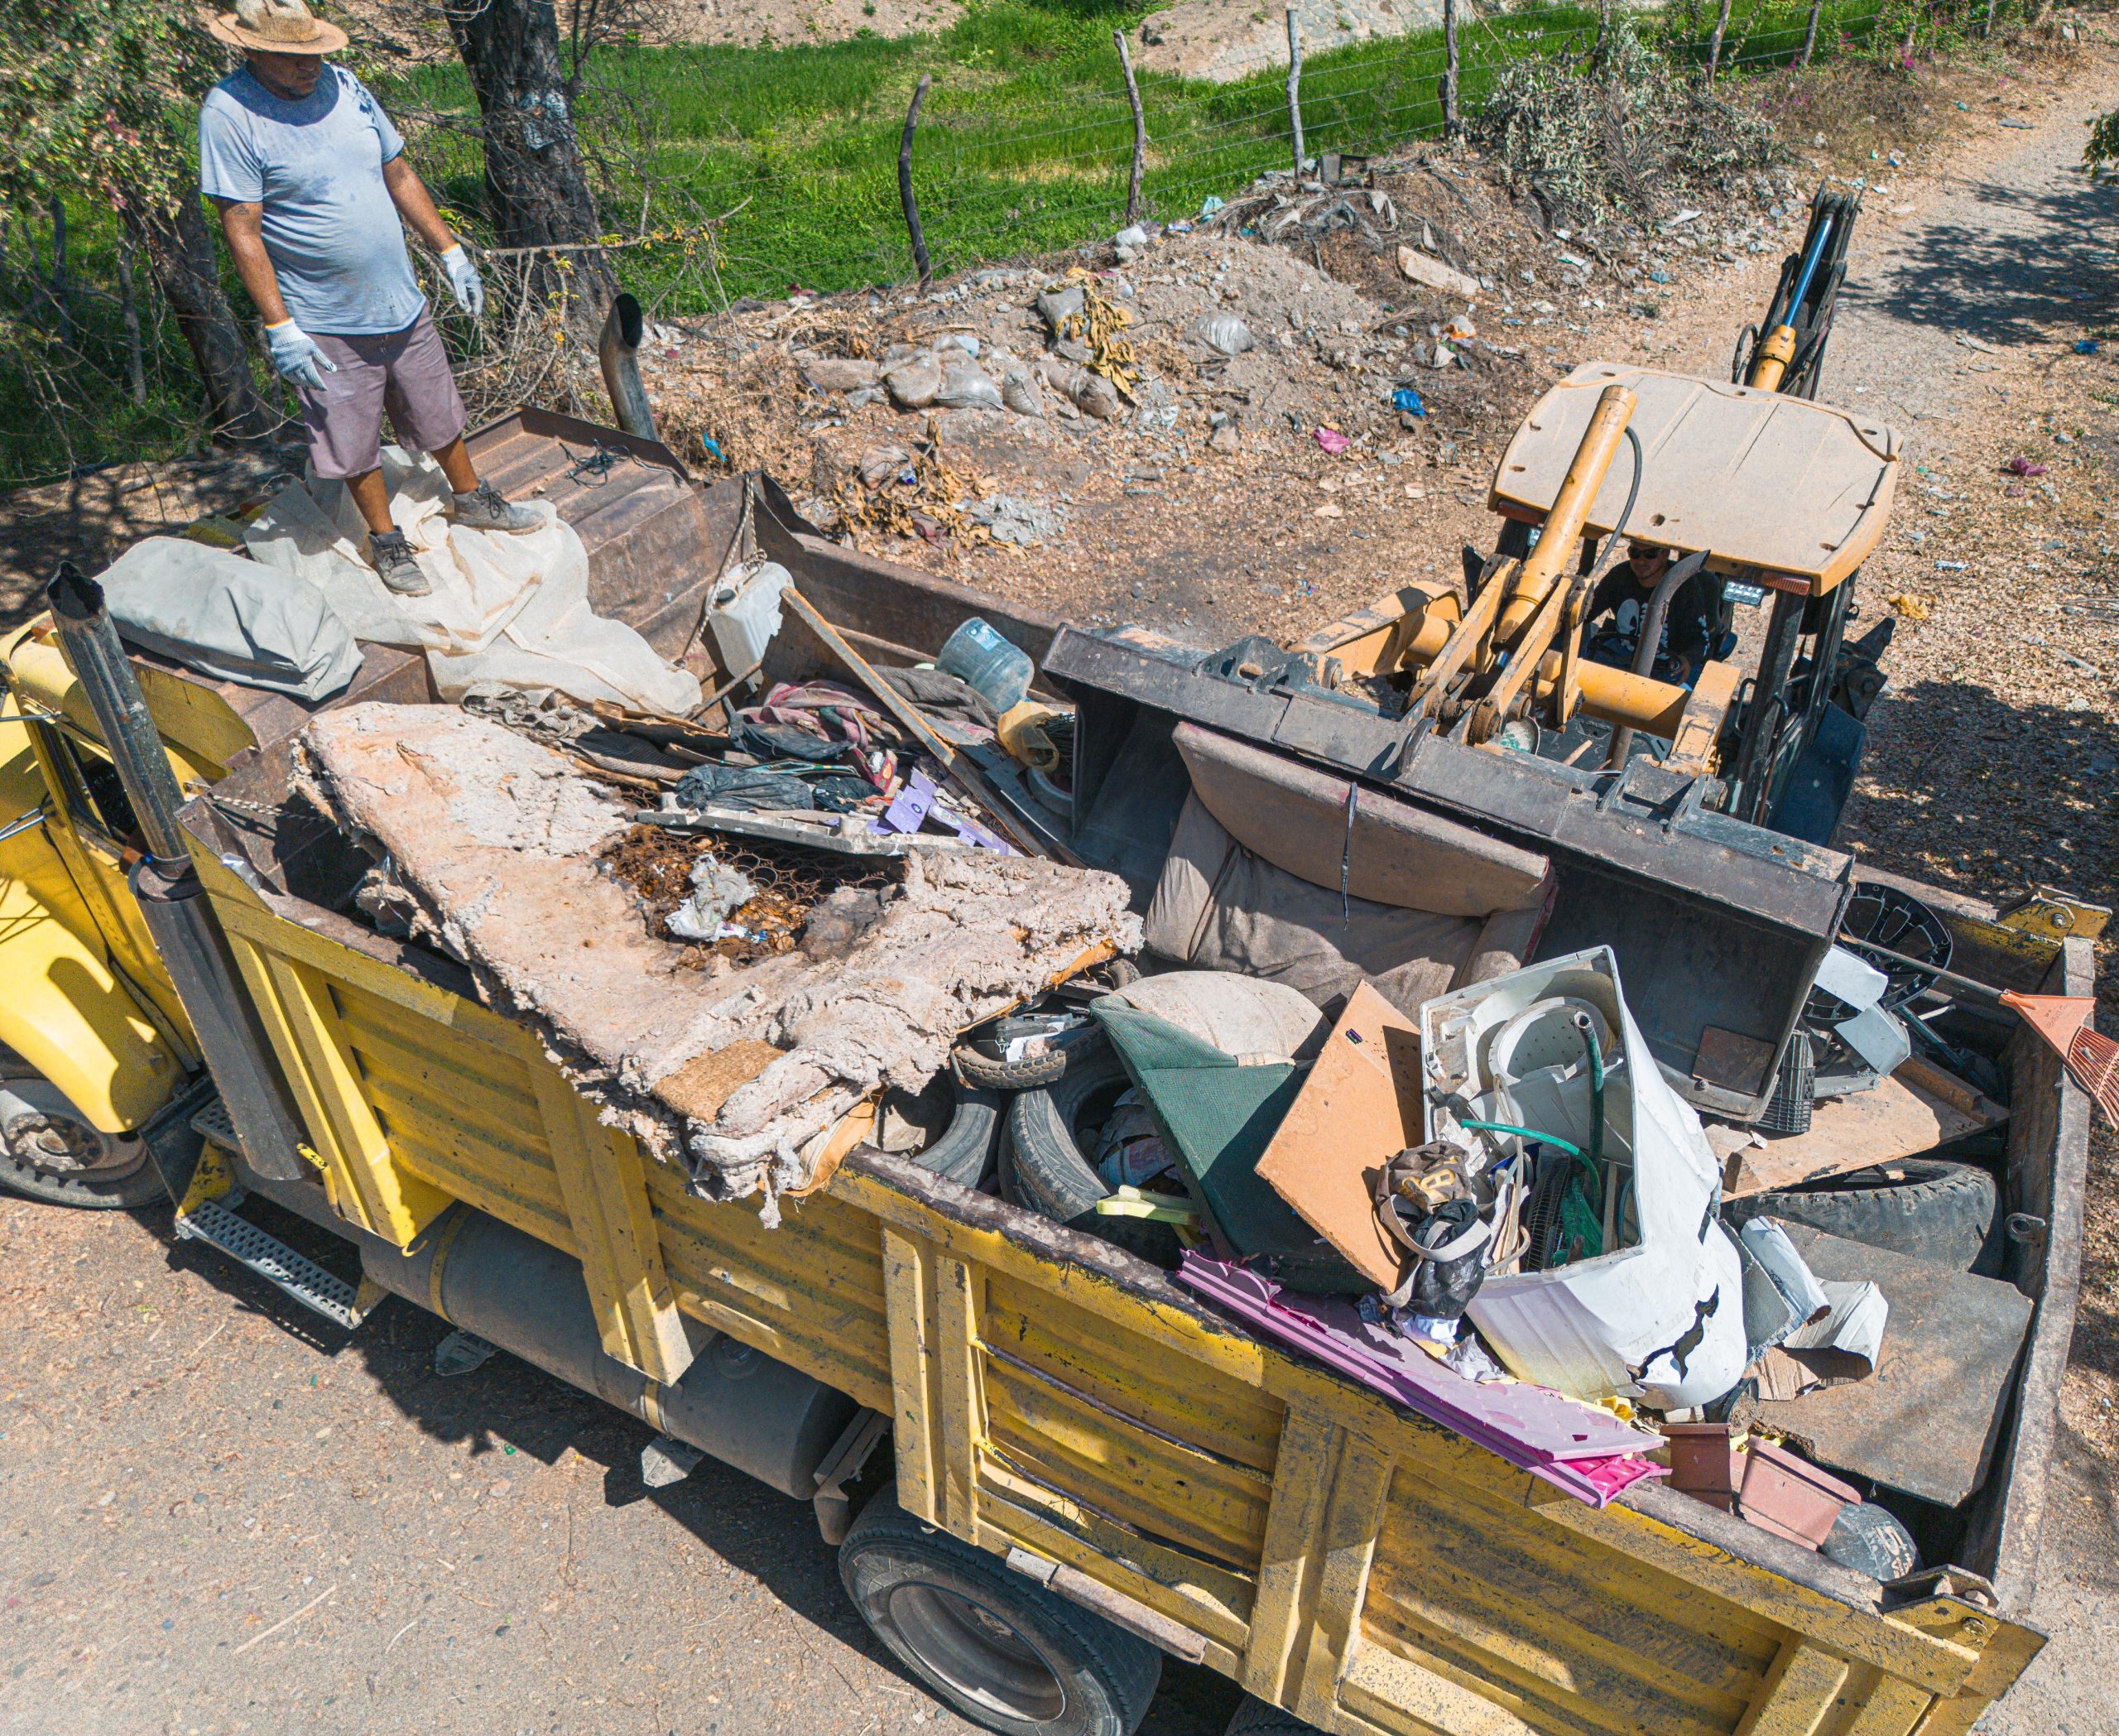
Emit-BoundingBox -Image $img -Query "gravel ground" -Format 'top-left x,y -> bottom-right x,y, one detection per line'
2,39 -> 2117,1736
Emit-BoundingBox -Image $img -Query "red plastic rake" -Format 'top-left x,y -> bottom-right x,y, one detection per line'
1850,941 -> 2119,1127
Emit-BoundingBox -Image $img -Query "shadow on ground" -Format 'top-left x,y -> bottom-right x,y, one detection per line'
147,1192 -> 1247,1735
1841,161 -> 2119,348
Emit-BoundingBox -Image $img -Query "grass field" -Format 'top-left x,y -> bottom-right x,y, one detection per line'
395,0 -> 1886,307
6,0 -> 1890,486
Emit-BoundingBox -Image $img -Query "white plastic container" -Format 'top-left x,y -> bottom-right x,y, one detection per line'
705,559 -> 790,681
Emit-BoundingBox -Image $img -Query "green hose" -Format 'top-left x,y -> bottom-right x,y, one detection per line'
1458,1119 -> 1583,1159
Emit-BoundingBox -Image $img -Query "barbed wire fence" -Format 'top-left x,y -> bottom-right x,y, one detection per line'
0,0 -> 2069,490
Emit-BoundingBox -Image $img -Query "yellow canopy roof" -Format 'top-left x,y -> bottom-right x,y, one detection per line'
1490,363 -> 1901,594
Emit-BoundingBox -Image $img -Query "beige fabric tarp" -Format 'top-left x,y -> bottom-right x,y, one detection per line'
244,447 -> 700,716
297,703 -> 1140,1207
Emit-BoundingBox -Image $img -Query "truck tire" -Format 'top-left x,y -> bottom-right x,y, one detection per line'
1822,1501 -> 1920,1581
840,1488 -> 1162,1736
1002,1051 -> 1133,1224
1725,1158 -> 1999,1273
1226,1696 -> 1328,1734
916,1084 -> 1003,1190
0,1075 -> 166,1209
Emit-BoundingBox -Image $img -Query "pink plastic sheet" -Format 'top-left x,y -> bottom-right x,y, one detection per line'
1178,1255 -> 1667,1508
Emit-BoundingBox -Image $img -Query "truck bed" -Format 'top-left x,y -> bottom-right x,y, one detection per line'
90,416 -> 2084,1734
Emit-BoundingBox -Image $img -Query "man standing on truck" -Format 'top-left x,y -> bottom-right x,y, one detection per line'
199,0 -> 540,598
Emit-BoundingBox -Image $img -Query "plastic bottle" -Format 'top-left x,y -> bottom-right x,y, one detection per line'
937,617 -> 1034,714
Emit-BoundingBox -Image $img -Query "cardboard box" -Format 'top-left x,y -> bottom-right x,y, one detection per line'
1255,983 -> 1424,1291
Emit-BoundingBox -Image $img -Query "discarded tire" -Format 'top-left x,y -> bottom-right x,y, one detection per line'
840,1486 -> 1162,1736
1725,1158 -> 2000,1274
954,1017 -> 1109,1093
1001,1050 -> 1132,1224
915,1084 -> 1003,1190
1822,1501 -> 1921,1581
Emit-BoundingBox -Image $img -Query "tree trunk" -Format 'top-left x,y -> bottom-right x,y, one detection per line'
444,0 -> 617,324
127,191 -> 283,446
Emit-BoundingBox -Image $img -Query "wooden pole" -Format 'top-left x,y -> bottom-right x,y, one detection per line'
898,73 -> 933,291
1285,9 -> 1306,179
1115,30 -> 1147,225
117,238 -> 147,406
1799,0 -> 1824,64
1442,0 -> 1462,135
48,196 -> 71,347
1706,0 -> 1734,79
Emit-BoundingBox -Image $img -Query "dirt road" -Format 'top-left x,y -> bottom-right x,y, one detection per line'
2,55 -> 2116,1736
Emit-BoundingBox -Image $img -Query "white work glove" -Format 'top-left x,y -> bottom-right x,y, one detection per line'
264,319 -> 336,392
440,244 -> 485,321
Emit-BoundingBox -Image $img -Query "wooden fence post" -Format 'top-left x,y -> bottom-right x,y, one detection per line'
1115,29 -> 1147,225
1706,0 -> 1735,79
1800,0 -> 1824,64
1285,8 -> 1306,179
116,238 -> 147,406
1442,0 -> 1462,135
899,73 -> 934,291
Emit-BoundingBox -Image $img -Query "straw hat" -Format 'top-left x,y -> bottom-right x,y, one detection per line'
204,0 -> 348,55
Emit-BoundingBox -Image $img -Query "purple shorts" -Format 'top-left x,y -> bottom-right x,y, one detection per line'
297,307 -> 467,479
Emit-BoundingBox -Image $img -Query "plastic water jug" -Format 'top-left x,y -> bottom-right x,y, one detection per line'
706,560 -> 790,681
937,616 -> 1034,714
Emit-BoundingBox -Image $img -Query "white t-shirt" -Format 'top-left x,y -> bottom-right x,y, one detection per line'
198,65 -> 426,336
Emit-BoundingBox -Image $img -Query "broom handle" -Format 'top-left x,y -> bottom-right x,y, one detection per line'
1837,937 -> 2007,1007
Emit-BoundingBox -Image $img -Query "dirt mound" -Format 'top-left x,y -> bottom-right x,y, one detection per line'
642,139 -> 1801,648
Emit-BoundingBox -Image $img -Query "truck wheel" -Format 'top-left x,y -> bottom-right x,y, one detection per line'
1226,1695 -> 1328,1734
840,1488 -> 1161,1736
0,1076 -> 166,1209
1726,1158 -> 2000,1274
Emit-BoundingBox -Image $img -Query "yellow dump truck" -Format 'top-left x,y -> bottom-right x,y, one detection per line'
0,411 -> 2088,1736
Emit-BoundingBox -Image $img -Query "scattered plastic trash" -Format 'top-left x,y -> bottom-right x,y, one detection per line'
937,616 -> 1035,714
1314,426 -> 1353,455
1392,387 -> 1426,418
1198,312 -> 1255,356
2003,456 -> 2048,477
1888,594 -> 1930,618
665,854 -> 759,941
2074,338 -> 2101,355
672,762 -> 817,814
1199,195 -> 1224,219
935,357 -> 1004,411
699,433 -> 725,464
1112,224 -> 1150,251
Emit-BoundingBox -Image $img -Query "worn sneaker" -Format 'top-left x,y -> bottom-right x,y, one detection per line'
449,479 -> 541,534
366,528 -> 431,598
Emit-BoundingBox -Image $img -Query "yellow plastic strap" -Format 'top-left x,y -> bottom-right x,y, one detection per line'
1093,1185 -> 1198,1226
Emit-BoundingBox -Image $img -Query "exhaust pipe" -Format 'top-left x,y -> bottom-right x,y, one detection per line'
598,292 -> 658,441
361,1209 -> 858,1499
46,564 -> 311,1182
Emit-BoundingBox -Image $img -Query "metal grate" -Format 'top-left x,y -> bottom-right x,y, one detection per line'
173,1198 -> 368,1330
